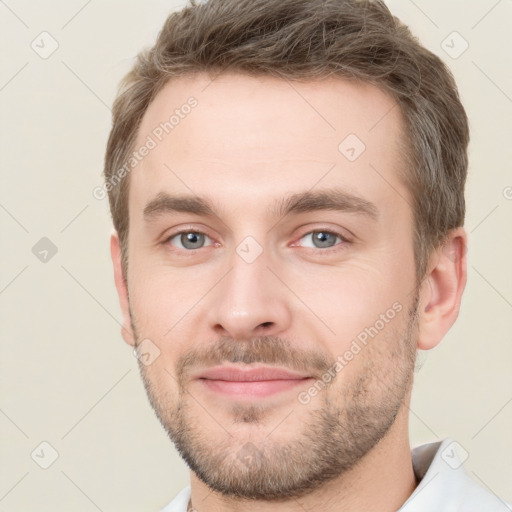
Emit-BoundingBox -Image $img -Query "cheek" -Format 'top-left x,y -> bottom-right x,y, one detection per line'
129,262 -> 194,312
127,272 -> 175,341
286,262 -> 407,337
282,263 -> 412,384
127,263 -> 217,353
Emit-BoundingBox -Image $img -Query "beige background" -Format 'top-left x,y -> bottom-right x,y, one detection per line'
1,1 -> 511,510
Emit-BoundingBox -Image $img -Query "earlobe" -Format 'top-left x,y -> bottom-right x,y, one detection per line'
110,230 -> 136,347
417,228 -> 467,350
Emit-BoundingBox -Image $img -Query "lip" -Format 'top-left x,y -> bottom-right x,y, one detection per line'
194,366 -> 313,399
196,366 -> 310,381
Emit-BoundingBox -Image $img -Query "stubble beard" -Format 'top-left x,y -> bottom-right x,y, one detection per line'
133,295 -> 418,501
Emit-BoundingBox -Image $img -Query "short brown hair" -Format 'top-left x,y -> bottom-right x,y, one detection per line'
103,0 -> 469,282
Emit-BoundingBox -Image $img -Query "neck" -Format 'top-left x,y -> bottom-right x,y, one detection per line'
187,406 -> 417,512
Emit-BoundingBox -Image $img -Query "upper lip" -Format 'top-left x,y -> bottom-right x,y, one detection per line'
195,366 -> 311,382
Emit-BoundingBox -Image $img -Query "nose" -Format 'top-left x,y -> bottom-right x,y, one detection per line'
206,247 -> 293,341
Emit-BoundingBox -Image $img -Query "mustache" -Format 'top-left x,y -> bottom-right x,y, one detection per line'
176,335 -> 332,381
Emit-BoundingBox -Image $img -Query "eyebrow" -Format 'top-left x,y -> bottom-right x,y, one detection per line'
143,188 -> 378,222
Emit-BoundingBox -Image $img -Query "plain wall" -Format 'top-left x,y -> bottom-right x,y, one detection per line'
1,1 -> 511,510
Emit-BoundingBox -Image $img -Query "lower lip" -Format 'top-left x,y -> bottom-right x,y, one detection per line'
199,378 -> 312,398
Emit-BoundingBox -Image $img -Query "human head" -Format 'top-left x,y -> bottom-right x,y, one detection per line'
105,0 -> 469,503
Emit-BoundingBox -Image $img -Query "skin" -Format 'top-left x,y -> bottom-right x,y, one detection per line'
110,73 -> 467,512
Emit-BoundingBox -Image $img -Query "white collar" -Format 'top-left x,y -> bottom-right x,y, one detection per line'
161,438 -> 510,511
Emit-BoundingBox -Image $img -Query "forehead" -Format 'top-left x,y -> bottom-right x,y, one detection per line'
130,72 -> 407,216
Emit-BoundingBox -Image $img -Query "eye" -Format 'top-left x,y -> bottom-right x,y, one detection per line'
298,230 -> 345,249
167,231 -> 213,250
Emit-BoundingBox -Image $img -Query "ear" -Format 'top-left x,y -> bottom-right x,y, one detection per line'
110,229 -> 136,347
417,227 -> 467,350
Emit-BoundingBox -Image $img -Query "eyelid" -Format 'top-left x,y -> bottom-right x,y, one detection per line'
291,226 -> 352,246
293,221 -> 355,240
161,225 -> 353,253
296,232 -> 346,251
162,223 -> 214,240
162,225 -> 218,249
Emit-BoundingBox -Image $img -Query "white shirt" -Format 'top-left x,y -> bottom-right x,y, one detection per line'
160,438 -> 511,511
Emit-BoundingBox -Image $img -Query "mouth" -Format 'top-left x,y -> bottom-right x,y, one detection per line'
194,365 -> 314,399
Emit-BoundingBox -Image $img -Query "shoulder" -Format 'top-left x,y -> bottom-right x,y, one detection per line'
402,438 -> 511,512
455,470 -> 511,511
159,485 -> 191,512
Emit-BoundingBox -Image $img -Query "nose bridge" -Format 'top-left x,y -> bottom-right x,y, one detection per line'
207,240 -> 292,339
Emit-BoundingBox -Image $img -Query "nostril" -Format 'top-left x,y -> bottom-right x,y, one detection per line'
259,322 -> 273,329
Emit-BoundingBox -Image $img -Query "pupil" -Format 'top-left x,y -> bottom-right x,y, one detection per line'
314,232 -> 335,248
182,232 -> 203,248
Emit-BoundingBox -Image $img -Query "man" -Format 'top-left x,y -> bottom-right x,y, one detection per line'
103,0 -> 510,510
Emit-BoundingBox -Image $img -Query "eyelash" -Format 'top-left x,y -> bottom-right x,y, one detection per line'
162,228 -> 351,253
294,230 -> 350,252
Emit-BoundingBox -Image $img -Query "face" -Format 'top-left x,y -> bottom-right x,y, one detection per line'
122,73 -> 420,499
